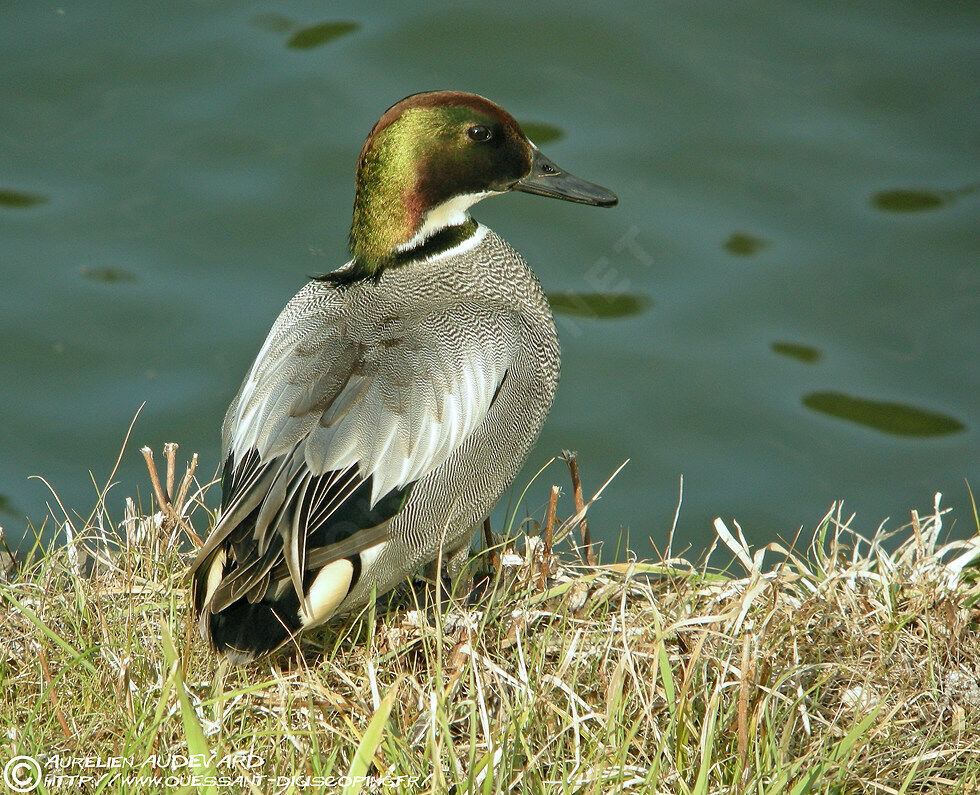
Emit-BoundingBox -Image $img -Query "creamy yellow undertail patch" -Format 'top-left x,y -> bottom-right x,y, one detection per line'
204,549 -> 226,606
299,558 -> 354,626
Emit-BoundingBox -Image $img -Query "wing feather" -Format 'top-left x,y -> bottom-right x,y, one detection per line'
193,283 -> 521,626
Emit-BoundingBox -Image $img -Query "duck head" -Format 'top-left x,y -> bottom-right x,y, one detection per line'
348,90 -> 617,276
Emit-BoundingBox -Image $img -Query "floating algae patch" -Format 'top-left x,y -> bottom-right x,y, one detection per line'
872,184 -> 978,212
0,188 -> 48,208
872,189 -> 946,212
548,291 -> 650,319
519,121 -> 565,145
723,232 -> 768,256
286,21 -> 359,49
80,266 -> 137,283
771,341 -> 822,364
803,391 -> 965,437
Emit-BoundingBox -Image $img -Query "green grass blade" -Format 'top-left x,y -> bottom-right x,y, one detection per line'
342,681 -> 398,795
161,619 -> 215,793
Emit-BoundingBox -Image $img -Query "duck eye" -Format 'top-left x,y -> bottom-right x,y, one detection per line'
467,125 -> 492,143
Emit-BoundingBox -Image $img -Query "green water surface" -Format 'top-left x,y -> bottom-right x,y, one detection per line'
1,2 -> 976,556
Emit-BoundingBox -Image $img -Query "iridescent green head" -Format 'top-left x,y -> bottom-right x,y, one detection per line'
347,91 -> 616,278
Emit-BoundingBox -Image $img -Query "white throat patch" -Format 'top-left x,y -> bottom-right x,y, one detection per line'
396,191 -> 497,252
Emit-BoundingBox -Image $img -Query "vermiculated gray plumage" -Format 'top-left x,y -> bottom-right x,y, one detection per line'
190,227 -> 560,661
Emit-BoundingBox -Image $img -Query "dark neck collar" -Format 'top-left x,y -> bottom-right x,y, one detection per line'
320,219 -> 480,285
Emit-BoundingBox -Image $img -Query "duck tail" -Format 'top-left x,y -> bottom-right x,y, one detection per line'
205,598 -> 301,665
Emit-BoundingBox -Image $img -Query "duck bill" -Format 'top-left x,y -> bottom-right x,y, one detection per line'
513,149 -> 618,207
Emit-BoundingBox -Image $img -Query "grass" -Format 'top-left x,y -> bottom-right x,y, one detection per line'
1,445 -> 979,794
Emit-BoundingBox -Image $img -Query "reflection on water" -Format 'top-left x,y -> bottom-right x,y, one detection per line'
286,21 -> 359,50
0,494 -> 14,516
723,232 -> 768,256
519,121 -> 564,145
771,342 -> 821,364
79,267 -> 137,283
0,188 -> 47,208
803,392 -> 965,437
548,291 -> 650,319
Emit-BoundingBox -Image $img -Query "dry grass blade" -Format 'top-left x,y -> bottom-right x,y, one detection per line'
140,444 -> 204,547
140,445 -> 170,510
163,442 -> 178,503
539,485 -> 559,592
564,451 -> 596,565
36,644 -> 72,740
